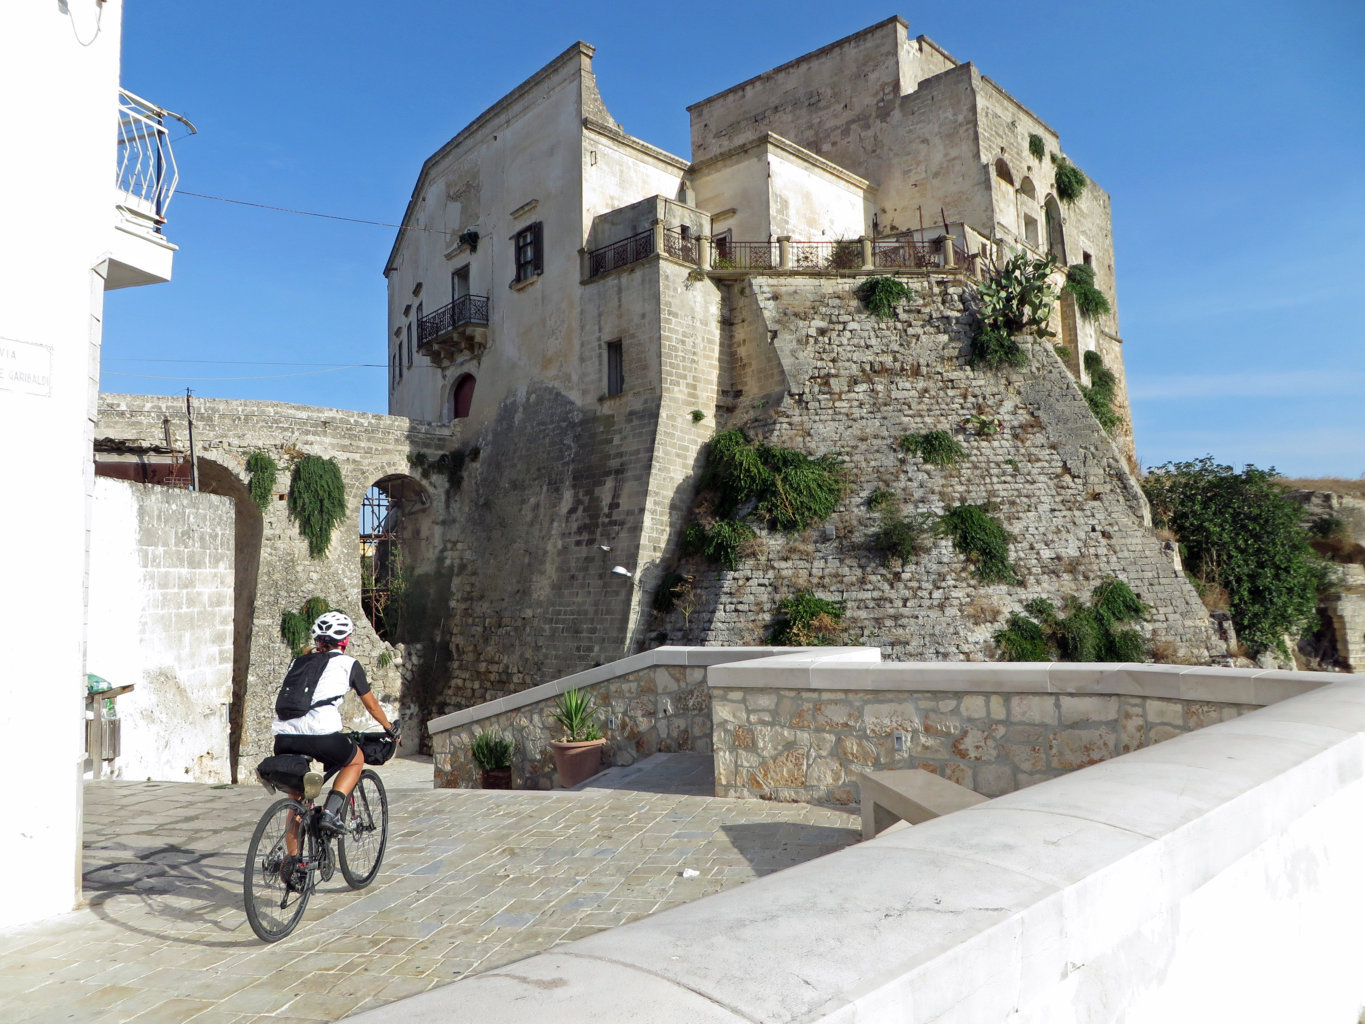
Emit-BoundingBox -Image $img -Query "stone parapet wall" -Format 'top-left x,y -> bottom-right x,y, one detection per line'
712,687 -> 1258,804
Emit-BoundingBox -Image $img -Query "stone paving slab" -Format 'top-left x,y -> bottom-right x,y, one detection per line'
2,756 -> 857,1023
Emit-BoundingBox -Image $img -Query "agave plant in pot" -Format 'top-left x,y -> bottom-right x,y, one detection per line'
548,687 -> 606,788
470,730 -> 514,789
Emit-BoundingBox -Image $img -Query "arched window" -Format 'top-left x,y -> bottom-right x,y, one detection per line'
994,158 -> 1014,186
1044,195 -> 1066,262
1019,176 -> 1037,200
450,373 -> 475,420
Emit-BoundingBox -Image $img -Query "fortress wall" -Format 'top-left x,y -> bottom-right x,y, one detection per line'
96,395 -> 451,768
659,276 -> 1224,662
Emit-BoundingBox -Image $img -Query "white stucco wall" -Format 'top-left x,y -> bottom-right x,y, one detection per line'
87,479 -> 235,783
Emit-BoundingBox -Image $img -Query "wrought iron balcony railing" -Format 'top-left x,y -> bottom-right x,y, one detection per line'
116,89 -> 195,229
417,293 -> 490,348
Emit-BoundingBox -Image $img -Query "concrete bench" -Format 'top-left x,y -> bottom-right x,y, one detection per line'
856,768 -> 987,840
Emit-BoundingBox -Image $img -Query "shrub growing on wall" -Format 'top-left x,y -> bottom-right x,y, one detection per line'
1081,350 -> 1121,434
898,430 -> 966,467
937,504 -> 1017,584
246,451 -> 278,514
1028,133 -> 1046,162
1064,263 -> 1111,320
871,509 -> 934,568
1143,458 -> 1331,657
1051,154 -> 1087,204
769,591 -> 845,646
280,596 -> 330,658
854,276 -> 912,319
994,578 -> 1148,662
287,455 -> 347,557
969,251 -> 1059,369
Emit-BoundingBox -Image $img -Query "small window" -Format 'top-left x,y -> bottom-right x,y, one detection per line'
400,325 -> 407,379
994,158 -> 1014,186
713,229 -> 733,262
1083,251 -> 1093,267
451,373 -> 476,420
513,221 -> 543,284
391,352 -> 398,391
410,304 -> 420,366
606,340 -> 624,397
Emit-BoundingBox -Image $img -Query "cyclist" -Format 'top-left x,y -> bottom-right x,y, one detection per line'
272,611 -> 397,836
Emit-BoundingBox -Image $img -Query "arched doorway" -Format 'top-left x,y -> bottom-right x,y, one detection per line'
359,474 -> 429,642
449,373 -> 475,421
1044,195 -> 1066,262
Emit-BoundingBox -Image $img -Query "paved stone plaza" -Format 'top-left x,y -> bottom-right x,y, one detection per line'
1,755 -> 857,1023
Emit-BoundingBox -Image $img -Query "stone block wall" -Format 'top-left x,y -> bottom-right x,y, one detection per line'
87,478 -> 235,783
431,659 -> 714,790
658,276 -> 1225,664
711,687 -> 1259,804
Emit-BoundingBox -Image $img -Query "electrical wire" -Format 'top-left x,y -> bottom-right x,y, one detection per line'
104,365 -> 378,382
179,190 -> 449,236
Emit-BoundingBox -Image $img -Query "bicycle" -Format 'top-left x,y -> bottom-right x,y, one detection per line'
243,730 -> 394,942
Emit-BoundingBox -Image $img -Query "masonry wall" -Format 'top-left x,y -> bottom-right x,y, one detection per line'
711,687 -> 1258,804
657,275 -> 1225,662
87,478 -> 235,782
96,396 -> 451,770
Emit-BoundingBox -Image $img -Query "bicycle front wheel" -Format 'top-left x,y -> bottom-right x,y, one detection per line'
338,769 -> 389,889
243,798 -> 311,942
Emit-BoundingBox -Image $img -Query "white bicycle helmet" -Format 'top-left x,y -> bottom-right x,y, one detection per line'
311,611 -> 354,641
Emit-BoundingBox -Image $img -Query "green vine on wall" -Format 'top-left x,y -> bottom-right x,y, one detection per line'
994,578 -> 1148,661
1028,133 -> 1045,162
769,591 -> 846,646
854,276 -> 912,319
287,455 -> 347,558
245,451 -> 278,514
1051,153 -> 1087,204
1064,263 -> 1111,320
1081,350 -> 1121,434
280,596 -> 330,658
937,503 -> 1018,583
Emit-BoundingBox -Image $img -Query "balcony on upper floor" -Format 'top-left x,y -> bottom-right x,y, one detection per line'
417,293 -> 491,366
107,89 -> 194,289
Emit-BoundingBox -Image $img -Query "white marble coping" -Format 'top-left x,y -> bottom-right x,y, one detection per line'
352,678 -> 1365,1023
426,646 -> 880,734
706,655 -> 1330,707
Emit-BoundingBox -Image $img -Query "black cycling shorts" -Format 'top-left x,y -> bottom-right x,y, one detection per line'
273,733 -> 358,775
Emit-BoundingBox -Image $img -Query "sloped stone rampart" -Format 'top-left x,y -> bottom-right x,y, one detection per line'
665,276 -> 1225,663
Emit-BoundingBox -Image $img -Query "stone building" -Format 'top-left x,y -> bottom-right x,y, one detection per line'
383,16 -> 1206,712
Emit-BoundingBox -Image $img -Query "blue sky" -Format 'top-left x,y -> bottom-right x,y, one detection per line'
106,1 -> 1363,478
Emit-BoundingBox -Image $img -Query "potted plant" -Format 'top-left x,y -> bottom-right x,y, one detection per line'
470,731 -> 514,789
548,687 -> 606,788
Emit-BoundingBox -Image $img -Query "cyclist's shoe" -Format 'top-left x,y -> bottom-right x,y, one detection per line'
302,771 -> 324,801
317,808 -> 346,837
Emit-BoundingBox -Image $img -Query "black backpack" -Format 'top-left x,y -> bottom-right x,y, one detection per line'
275,651 -> 345,720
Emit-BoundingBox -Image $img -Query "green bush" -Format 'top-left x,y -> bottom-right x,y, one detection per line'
682,518 -> 756,570
1028,133 -> 1046,162
1064,263 -> 1111,320
280,596 -> 331,658
1143,458 -> 1331,657
937,504 -> 1017,584
1051,154 -> 1087,204
871,511 -> 933,567
994,578 -> 1149,662
550,687 -> 602,742
769,591 -> 845,646
287,455 -> 347,557
868,488 -> 896,513
246,451 -> 277,514
1081,350 -> 1121,434
855,276 -> 912,319
969,251 -> 1060,370
898,430 -> 965,467
970,327 -> 1028,369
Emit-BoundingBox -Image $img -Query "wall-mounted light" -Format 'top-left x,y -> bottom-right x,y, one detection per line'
611,566 -> 633,578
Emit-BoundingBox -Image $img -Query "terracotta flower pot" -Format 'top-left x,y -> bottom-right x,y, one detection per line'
549,739 -> 606,788
480,767 -> 512,789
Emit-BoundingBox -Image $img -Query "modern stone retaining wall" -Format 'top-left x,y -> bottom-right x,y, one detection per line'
361,674 -> 1365,1024
427,647 -> 862,789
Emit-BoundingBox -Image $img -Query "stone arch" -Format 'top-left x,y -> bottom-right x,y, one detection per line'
1019,177 -> 1036,200
994,158 -> 1014,186
359,473 -> 431,643
194,456 -> 263,783
1044,195 -> 1067,262
449,373 -> 476,421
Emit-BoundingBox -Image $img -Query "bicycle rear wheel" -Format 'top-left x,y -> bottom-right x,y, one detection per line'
243,798 -> 311,941
338,769 -> 388,889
